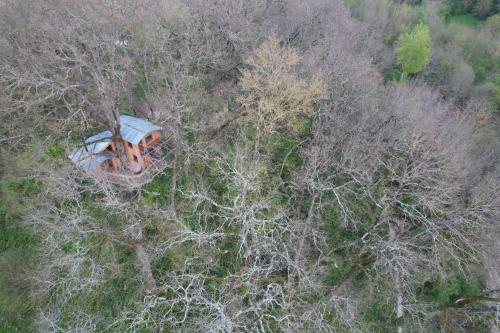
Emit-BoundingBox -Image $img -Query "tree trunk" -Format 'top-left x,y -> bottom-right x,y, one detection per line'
294,194 -> 317,268
170,145 -> 178,209
390,223 -> 404,333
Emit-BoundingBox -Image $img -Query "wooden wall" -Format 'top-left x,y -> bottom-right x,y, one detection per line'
122,130 -> 161,168
98,130 -> 161,173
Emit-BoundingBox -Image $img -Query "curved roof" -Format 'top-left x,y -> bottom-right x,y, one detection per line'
69,152 -> 113,175
68,115 -> 162,174
120,115 -> 162,145
69,130 -> 112,160
84,130 -> 113,153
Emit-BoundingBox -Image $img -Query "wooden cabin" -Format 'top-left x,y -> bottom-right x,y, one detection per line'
120,115 -> 162,171
69,115 -> 162,175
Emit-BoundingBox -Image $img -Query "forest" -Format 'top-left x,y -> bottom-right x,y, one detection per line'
0,0 -> 499,332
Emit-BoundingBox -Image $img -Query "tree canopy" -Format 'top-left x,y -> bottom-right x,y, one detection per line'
0,0 -> 498,332
397,22 -> 432,79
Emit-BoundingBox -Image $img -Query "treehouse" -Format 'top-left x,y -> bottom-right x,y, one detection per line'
69,115 -> 163,176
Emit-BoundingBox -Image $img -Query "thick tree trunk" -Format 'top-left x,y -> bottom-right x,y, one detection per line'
111,119 -> 130,169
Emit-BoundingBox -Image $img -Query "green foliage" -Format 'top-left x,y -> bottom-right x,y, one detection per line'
267,133 -> 304,182
438,8 -> 499,104
491,86 -> 500,110
461,40 -> 499,82
448,0 -> 472,15
133,72 -> 148,98
416,270 -> 485,306
49,243 -> 144,332
1,177 -> 43,196
0,202 -> 38,332
383,65 -> 403,82
446,0 -> 497,19
142,169 -> 173,206
132,69 -> 169,99
93,254 -> 142,315
363,297 -> 398,333
212,238 -> 243,277
416,9 -> 428,24
0,253 -> 37,332
324,210 -> 360,246
152,254 -> 173,277
0,223 -> 37,252
47,142 -> 65,159
439,59 -> 460,75
473,0 -> 496,19
342,0 -> 364,20
326,259 -> 355,287
84,203 -> 122,228
448,14 -> 482,27
485,14 -> 500,34
416,269 -> 489,331
201,77 -> 214,93
397,22 -> 432,79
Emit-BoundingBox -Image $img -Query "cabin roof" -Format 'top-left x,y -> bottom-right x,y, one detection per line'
70,152 -> 113,175
68,130 -> 113,167
84,130 -> 113,152
68,115 -> 162,174
120,115 -> 162,145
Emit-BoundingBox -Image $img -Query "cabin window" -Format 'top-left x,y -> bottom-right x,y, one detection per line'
127,141 -> 133,148
145,134 -> 153,144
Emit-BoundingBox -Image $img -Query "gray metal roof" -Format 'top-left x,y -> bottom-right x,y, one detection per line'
84,130 -> 113,153
69,152 -> 113,175
120,115 -> 162,145
68,130 -> 112,171
68,115 -> 161,174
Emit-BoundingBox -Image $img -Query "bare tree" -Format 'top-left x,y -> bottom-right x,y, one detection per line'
1,0 -> 497,332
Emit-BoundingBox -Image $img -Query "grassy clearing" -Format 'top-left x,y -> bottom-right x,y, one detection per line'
0,145 -> 48,332
448,14 -> 482,28
0,184 -> 39,332
0,225 -> 38,332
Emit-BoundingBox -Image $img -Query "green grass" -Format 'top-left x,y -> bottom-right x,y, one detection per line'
0,222 -> 39,332
416,270 -> 485,307
448,14 -> 482,28
363,297 -> 398,333
47,142 -> 65,159
142,168 -> 173,207
326,259 -> 355,287
0,154 -> 43,332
